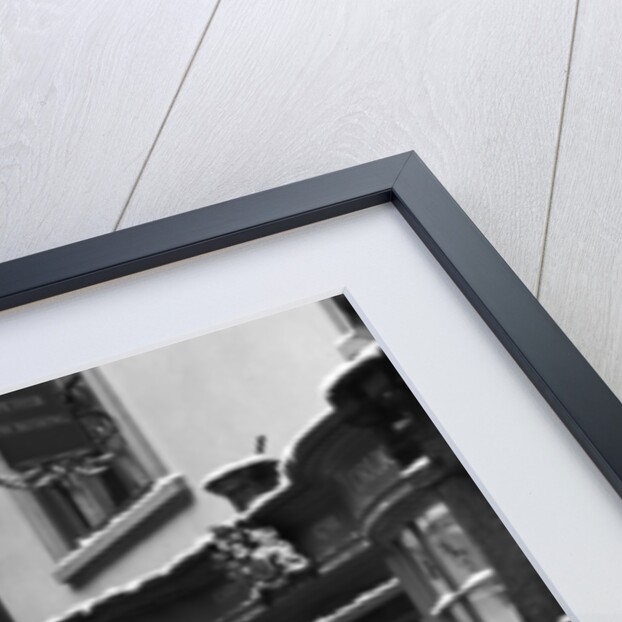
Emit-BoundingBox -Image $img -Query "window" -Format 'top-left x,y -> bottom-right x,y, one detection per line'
398,502 -> 523,622
0,371 -> 188,583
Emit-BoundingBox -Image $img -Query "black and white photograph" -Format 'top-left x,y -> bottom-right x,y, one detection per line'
0,296 -> 567,622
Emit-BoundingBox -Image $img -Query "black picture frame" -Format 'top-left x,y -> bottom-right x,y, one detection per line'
1,150 -> 621,505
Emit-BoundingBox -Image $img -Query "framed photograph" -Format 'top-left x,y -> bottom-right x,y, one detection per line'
0,152 -> 619,622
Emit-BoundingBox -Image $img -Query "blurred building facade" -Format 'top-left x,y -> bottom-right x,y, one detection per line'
0,301 -> 345,622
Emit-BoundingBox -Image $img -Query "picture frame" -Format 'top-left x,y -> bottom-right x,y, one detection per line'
1,151 -> 620,621
1,150 -> 620,505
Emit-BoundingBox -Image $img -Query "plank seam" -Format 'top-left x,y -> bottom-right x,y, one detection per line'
534,0 -> 581,299
113,0 -> 225,232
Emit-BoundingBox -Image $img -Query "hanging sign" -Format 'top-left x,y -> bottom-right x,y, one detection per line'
0,382 -> 94,468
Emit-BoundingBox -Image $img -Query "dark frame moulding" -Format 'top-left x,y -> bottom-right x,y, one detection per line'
1,150 -> 621,502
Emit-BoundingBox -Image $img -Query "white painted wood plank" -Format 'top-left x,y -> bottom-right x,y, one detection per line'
119,0 -> 576,291
538,1 -> 622,400
0,0 -> 217,262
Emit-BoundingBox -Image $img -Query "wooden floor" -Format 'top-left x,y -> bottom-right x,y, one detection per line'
2,0 -> 620,400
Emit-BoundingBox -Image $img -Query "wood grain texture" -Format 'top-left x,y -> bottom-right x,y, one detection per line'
119,0 -> 576,290
539,1 -> 622,400
0,0 -> 218,262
